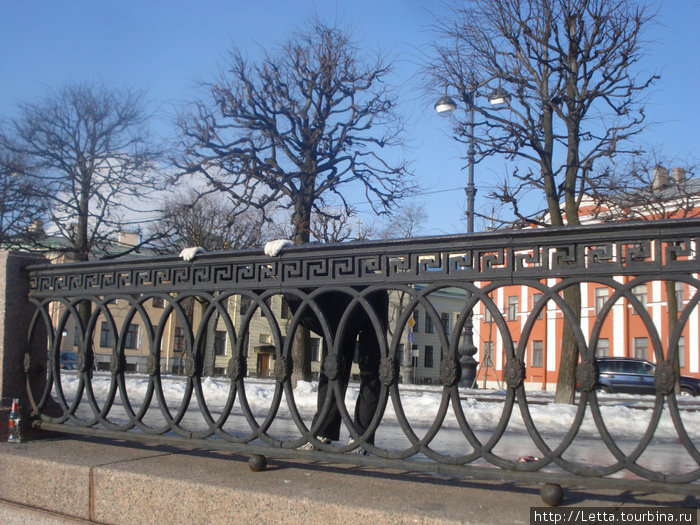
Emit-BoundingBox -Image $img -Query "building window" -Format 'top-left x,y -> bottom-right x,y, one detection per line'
440,313 -> 451,334
674,282 -> 684,308
239,296 -> 252,315
73,326 -> 82,347
398,344 -> 404,366
631,285 -> 647,314
242,333 -> 250,358
633,337 -> 648,360
214,330 -> 227,356
413,311 -> 420,332
124,324 -> 139,349
507,296 -> 518,322
410,345 -> 419,368
260,297 -> 272,317
531,340 -> 543,367
425,314 -> 435,334
152,297 -> 165,308
675,282 -> 684,304
311,338 -> 321,362
424,346 -> 434,368
99,322 -> 113,348
281,298 -> 291,319
483,305 -> 493,323
174,327 -> 185,352
595,338 -> 609,357
532,293 -> 544,320
595,287 -> 608,316
483,341 -> 494,361
678,336 -> 685,369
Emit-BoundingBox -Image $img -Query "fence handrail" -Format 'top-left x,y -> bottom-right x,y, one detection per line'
28,218 -> 700,297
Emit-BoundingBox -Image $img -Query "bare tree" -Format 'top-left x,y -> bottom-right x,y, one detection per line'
426,0 -> 658,403
309,206 -> 371,243
376,200 -> 427,240
0,147 -> 46,246
149,190 -> 265,254
0,84 -> 163,262
589,158 -> 699,222
589,156 -> 698,395
0,83 -> 164,373
374,200 -> 429,383
148,190 -> 266,376
176,19 -> 411,245
177,19 -> 412,382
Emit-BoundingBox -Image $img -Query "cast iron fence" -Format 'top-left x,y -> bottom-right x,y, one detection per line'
23,219 -> 700,499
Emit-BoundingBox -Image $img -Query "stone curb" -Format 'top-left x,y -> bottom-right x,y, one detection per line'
0,438 -> 696,525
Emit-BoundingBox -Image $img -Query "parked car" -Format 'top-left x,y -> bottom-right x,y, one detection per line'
60,352 -> 78,370
595,357 -> 700,396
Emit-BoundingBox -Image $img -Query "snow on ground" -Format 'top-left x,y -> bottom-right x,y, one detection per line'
54,372 -> 700,443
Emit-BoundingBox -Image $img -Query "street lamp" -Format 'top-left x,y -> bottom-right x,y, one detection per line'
434,95 -> 458,117
435,87 -> 509,232
435,84 -> 509,387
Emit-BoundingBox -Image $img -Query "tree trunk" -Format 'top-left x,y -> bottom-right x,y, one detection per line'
554,104 -> 582,404
183,296 -> 196,376
77,299 -> 93,373
198,299 -> 213,376
666,280 -> 680,395
290,192 -> 314,387
291,329 -> 312,388
554,284 -> 581,404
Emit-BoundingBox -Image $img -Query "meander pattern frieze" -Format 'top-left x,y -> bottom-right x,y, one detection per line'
28,222 -> 700,298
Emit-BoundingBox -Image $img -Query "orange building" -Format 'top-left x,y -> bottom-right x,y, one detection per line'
473,167 -> 700,389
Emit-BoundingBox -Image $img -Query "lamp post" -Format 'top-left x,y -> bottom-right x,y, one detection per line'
435,85 -> 509,388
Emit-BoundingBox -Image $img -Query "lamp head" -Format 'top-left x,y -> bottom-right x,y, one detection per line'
488,86 -> 510,106
434,94 -> 457,117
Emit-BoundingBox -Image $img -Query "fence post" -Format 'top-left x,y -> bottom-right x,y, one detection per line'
0,250 -> 48,441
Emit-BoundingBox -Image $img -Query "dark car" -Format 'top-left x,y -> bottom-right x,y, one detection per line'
59,352 -> 78,370
595,357 -> 700,396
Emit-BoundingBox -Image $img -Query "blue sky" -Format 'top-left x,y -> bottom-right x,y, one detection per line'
1,1 -> 698,237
